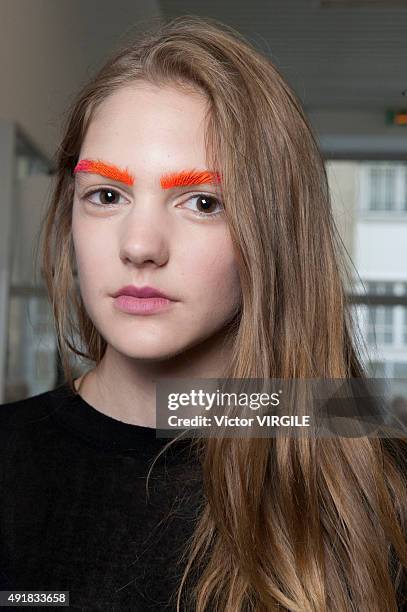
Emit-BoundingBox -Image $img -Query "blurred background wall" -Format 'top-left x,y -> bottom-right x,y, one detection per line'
0,0 -> 161,158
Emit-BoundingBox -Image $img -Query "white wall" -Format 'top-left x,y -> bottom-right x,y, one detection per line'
326,161 -> 358,266
355,221 -> 407,281
0,0 -> 161,161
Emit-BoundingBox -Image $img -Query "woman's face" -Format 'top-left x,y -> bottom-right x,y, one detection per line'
72,82 -> 241,361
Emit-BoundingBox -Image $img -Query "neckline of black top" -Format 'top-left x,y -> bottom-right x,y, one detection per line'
46,381 -> 193,456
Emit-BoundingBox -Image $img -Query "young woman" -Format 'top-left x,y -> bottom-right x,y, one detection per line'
0,14 -> 405,612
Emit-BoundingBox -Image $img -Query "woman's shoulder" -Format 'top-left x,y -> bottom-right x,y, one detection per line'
0,388 -> 66,475
0,387 -> 58,432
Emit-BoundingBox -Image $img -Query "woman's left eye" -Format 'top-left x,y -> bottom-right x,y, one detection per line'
182,194 -> 224,219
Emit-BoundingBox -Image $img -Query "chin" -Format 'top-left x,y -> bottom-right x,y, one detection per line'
104,333 -> 191,361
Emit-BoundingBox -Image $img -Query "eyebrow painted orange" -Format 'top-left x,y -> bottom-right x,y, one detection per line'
73,159 -> 135,186
160,169 -> 222,189
73,159 -> 222,189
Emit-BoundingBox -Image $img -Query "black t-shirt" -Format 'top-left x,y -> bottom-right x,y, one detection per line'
0,382 -> 204,611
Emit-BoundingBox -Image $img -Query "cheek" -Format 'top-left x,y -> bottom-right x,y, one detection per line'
72,218 -> 113,291
184,233 -> 241,306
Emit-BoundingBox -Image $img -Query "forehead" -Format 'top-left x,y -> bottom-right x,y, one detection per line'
81,83 -> 210,164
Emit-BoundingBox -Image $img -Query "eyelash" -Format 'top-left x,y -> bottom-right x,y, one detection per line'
81,187 -> 224,220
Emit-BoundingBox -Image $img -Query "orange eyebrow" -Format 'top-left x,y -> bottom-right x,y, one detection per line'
160,169 -> 222,189
73,159 -> 222,189
73,159 -> 135,186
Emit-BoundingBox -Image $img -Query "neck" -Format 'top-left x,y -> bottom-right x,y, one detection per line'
75,325 -> 235,427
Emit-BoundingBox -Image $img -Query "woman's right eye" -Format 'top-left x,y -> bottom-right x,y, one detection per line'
82,188 -> 127,207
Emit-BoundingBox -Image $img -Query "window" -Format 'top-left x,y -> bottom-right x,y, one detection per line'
366,282 -> 395,345
366,360 -> 407,379
362,163 -> 407,213
369,166 -> 396,211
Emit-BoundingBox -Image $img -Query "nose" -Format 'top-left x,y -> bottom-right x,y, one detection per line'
118,199 -> 170,268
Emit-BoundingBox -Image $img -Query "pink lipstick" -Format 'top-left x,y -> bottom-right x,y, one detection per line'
111,285 -> 176,315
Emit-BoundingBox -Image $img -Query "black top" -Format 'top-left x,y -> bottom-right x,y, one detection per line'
0,383 -> 204,611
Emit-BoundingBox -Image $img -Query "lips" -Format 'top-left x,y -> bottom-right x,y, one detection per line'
112,285 -> 173,300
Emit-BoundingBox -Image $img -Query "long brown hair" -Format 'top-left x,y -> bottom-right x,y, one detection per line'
39,14 -> 406,611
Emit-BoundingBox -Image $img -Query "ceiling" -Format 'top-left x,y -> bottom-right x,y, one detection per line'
158,0 -> 407,113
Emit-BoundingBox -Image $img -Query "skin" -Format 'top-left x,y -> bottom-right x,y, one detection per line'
71,82 -> 242,427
